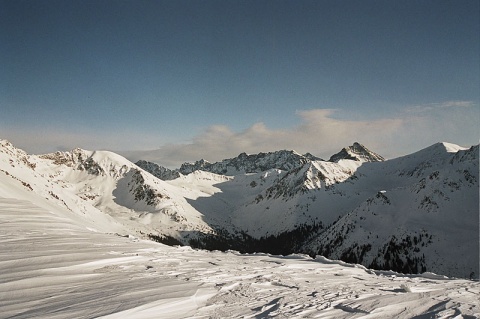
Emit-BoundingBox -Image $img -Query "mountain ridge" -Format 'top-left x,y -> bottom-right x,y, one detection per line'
178,149 -> 311,175
137,143 -> 383,180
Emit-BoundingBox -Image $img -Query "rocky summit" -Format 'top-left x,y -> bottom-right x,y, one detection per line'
328,142 -> 385,162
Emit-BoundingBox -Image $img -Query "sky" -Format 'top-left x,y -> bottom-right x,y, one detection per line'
1,0 -> 479,167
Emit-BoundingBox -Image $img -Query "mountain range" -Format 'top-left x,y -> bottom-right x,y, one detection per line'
0,139 -> 478,279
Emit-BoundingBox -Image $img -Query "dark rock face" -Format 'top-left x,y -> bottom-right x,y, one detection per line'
179,150 -> 311,175
40,148 -> 105,175
128,169 -> 170,206
329,142 -> 385,163
303,152 -> 324,161
135,160 -> 180,181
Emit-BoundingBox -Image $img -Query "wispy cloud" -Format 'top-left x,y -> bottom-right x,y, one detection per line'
406,100 -> 475,113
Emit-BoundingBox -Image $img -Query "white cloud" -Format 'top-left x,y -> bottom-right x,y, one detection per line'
2,102 -> 478,168
406,100 -> 475,113
121,109 -> 405,167
122,104 -> 478,168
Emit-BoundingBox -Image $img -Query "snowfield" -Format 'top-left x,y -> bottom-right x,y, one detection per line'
1,197 -> 479,318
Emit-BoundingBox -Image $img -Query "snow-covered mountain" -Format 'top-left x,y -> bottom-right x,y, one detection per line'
302,143 -> 479,278
135,159 -> 180,181
0,140 -> 217,239
179,150 -> 312,175
0,139 -> 478,279
328,142 -> 385,162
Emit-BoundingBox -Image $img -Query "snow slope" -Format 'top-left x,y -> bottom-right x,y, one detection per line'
301,143 -> 479,278
1,197 -> 479,318
0,140 -> 219,239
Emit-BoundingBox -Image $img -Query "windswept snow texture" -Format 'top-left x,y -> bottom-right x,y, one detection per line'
1,198 -> 479,319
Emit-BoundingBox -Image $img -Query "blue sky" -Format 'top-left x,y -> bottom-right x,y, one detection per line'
1,0 -> 479,166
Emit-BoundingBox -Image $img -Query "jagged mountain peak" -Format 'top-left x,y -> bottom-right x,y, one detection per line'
303,152 -> 323,161
0,139 -> 29,158
328,142 -> 385,163
238,149 -> 304,158
135,160 -> 181,181
179,158 -> 212,175
38,148 -> 135,179
39,148 -> 91,165
179,149 -> 310,175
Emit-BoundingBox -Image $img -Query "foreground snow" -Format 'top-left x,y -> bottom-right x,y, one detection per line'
1,198 -> 478,318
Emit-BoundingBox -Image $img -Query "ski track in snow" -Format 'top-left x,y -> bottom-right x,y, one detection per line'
1,198 -> 478,319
